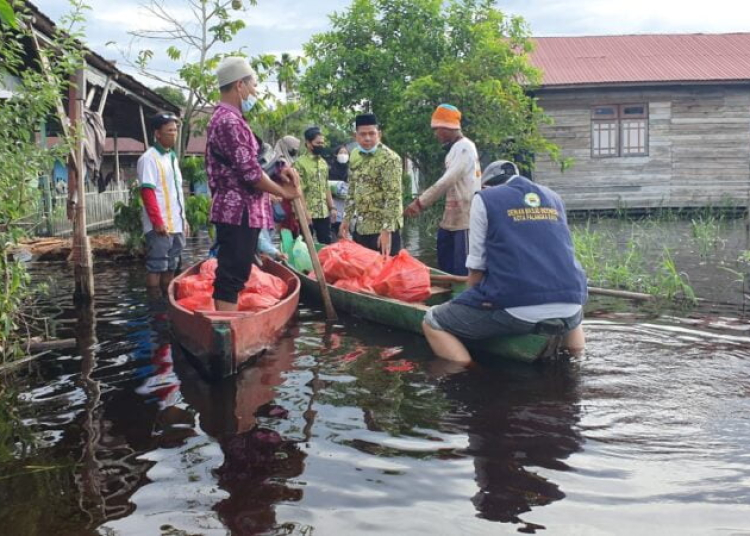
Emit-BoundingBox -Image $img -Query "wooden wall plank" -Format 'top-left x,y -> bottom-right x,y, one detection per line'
534,85 -> 750,210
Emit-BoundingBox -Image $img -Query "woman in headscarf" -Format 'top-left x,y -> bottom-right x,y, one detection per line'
272,136 -> 302,237
328,144 -> 350,238
273,135 -> 301,165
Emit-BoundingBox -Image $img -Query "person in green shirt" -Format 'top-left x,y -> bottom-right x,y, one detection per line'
294,126 -> 335,244
339,113 -> 403,256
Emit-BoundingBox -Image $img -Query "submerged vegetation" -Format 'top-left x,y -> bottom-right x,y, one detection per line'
571,223 -> 696,303
691,215 -> 725,257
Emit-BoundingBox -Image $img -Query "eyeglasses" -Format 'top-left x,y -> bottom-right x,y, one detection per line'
157,113 -> 179,121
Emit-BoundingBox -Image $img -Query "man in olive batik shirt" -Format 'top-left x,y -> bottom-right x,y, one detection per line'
294,126 -> 334,244
339,113 -> 403,256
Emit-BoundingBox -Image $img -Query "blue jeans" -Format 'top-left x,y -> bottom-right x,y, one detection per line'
437,228 -> 469,276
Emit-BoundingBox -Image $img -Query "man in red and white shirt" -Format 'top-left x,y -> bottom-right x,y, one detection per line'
138,112 -> 187,295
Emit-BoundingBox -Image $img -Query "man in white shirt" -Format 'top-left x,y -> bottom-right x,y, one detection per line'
404,104 -> 481,275
137,112 -> 187,295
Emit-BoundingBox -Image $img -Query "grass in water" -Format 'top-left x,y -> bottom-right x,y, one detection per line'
691,215 -> 725,257
572,223 -> 696,304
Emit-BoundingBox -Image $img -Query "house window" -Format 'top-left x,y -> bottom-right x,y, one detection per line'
591,104 -> 648,157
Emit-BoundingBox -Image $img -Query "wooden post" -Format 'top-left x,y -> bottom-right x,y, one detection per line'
139,105 -> 149,150
113,133 -> 120,185
291,198 -> 337,321
39,119 -> 54,236
73,68 -> 94,301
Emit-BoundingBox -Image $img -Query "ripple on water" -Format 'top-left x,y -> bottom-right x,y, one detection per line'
4,243 -> 750,535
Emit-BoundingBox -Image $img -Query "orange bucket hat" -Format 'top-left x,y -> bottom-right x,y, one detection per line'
431,104 -> 461,130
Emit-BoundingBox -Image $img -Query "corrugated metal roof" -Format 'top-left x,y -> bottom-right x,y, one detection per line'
531,34 -> 750,87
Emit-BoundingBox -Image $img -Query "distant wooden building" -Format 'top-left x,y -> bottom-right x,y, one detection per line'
530,34 -> 750,211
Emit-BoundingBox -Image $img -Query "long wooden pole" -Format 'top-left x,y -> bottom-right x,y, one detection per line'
429,274 -> 656,302
290,198 -> 337,320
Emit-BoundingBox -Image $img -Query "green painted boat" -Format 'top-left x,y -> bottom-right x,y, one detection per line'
281,231 -> 558,363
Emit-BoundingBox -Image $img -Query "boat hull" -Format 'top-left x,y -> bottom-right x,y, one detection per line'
167,258 -> 300,377
288,259 -> 554,364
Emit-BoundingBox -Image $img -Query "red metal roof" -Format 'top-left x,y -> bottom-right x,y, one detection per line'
531,33 -> 750,87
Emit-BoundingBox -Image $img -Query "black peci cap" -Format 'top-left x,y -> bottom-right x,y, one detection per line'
354,113 -> 378,128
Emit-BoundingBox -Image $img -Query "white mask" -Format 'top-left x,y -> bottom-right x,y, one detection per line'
336,153 -> 349,164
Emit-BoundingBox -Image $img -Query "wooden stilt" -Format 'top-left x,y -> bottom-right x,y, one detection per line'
72,68 -> 94,302
113,132 -> 120,185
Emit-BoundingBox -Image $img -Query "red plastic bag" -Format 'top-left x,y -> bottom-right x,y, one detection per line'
370,250 -> 431,303
200,258 -> 218,279
318,240 -> 384,283
334,277 -> 375,294
244,267 -> 288,299
238,290 -> 280,312
177,292 -> 215,312
175,275 -> 214,300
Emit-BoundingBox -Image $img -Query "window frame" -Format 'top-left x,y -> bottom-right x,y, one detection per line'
590,103 -> 649,158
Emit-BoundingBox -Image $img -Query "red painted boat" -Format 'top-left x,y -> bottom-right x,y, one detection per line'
167,257 -> 300,378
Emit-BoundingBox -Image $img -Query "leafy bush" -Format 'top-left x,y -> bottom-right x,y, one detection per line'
181,155 -> 207,188
113,186 -> 144,251
186,194 -> 213,238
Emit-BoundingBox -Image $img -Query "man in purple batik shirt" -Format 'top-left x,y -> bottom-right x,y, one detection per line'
206,56 -> 299,311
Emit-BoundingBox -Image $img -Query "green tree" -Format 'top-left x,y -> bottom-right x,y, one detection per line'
301,0 -> 563,184
152,85 -> 187,108
126,0 -> 258,158
274,52 -> 305,97
0,0 -> 16,28
0,0 -> 87,362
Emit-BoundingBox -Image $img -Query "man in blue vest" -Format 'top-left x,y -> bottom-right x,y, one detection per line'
422,160 -> 587,364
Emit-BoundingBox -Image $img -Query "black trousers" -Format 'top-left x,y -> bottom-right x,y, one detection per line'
212,215 -> 260,304
310,217 -> 332,245
353,229 -> 402,256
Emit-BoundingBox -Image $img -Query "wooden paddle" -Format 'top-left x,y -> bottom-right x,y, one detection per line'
429,274 -> 656,302
290,197 -> 338,320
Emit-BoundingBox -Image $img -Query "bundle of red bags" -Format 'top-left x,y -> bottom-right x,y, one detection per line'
320,241 -> 431,303
317,239 -> 384,283
176,258 -> 289,312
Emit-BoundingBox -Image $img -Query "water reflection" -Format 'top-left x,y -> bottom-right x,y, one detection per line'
438,362 -> 582,530
174,334 -> 306,535
3,234 -> 750,534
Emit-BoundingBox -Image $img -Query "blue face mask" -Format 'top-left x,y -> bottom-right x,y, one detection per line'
241,95 -> 257,113
358,144 -> 378,155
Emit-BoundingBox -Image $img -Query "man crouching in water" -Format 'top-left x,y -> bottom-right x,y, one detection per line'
422,161 -> 587,365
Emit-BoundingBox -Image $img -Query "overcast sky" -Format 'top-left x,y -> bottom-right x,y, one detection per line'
35,0 -> 750,84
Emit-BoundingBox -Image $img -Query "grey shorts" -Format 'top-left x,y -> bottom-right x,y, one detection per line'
145,231 -> 185,273
424,301 -> 583,340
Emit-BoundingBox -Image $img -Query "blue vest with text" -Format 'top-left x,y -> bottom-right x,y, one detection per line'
454,176 -> 588,310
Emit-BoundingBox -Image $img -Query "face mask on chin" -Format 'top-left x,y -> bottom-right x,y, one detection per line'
358,144 -> 378,155
241,94 -> 257,113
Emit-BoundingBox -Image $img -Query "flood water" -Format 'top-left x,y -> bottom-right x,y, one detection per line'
2,221 -> 750,535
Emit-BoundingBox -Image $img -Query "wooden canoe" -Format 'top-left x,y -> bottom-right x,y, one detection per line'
281,233 -> 556,363
167,257 -> 300,378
